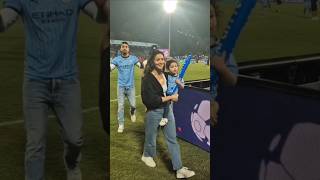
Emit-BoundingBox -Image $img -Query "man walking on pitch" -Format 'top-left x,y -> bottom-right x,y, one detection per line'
0,0 -> 107,179
110,42 -> 142,133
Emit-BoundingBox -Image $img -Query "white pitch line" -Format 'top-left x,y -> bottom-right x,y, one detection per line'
0,120 -> 24,126
110,95 -> 141,102
0,95 -> 141,127
0,107 -> 99,127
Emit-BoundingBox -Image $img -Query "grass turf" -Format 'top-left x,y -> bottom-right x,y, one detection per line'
109,63 -> 210,180
218,3 -> 320,62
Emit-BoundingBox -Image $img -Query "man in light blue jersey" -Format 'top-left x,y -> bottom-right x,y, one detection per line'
0,0 -> 107,179
110,41 -> 142,133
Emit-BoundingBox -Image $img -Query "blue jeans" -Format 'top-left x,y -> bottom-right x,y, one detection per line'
23,77 -> 83,180
117,86 -> 136,125
162,102 -> 172,119
143,106 -> 183,170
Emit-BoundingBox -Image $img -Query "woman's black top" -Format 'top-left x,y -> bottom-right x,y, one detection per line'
141,72 -> 167,111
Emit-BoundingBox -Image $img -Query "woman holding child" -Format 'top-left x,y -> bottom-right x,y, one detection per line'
140,50 -> 195,179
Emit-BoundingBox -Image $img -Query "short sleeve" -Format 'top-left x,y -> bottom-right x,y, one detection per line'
133,56 -> 139,64
111,57 -> 118,66
4,0 -> 22,14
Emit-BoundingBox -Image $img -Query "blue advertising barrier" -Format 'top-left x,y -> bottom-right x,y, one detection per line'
212,56 -> 320,180
173,84 -> 211,152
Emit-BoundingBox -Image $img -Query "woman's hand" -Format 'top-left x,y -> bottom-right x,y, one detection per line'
170,94 -> 179,102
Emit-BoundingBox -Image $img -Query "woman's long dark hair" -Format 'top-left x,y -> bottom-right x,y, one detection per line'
144,50 -> 165,75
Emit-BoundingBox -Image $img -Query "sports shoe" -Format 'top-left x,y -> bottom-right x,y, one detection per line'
66,166 -> 82,180
159,118 -> 168,126
176,167 -> 195,179
64,158 -> 82,180
131,114 -> 136,122
141,155 -> 156,168
117,124 -> 124,133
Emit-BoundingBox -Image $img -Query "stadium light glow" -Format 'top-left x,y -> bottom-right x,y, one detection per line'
163,0 -> 177,14
163,0 -> 177,56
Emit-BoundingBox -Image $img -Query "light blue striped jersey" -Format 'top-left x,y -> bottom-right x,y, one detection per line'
111,55 -> 139,87
4,0 -> 91,79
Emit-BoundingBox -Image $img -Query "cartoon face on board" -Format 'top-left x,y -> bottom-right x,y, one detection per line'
191,100 -> 210,146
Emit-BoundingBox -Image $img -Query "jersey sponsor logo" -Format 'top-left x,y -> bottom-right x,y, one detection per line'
31,9 -> 74,23
118,64 -> 133,70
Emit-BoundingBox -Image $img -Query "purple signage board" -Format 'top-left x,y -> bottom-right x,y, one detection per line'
173,87 -> 210,152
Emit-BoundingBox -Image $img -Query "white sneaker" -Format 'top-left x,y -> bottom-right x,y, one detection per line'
64,157 -> 82,180
117,124 -> 124,133
131,114 -> 136,122
141,155 -> 156,168
66,166 -> 82,180
176,167 -> 195,179
159,118 -> 168,126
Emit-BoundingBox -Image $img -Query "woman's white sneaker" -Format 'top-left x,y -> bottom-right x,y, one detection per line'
131,114 -> 136,122
117,124 -> 124,133
141,155 -> 156,168
176,167 -> 195,178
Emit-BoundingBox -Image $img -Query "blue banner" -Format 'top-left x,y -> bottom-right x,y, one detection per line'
213,76 -> 320,179
173,87 -> 211,152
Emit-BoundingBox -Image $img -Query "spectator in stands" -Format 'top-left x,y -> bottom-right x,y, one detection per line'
110,42 -> 143,133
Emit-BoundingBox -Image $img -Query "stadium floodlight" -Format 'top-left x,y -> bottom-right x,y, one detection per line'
163,0 -> 177,56
163,0 -> 177,14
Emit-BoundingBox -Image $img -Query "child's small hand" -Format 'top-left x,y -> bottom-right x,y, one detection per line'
212,53 -> 227,72
175,79 -> 184,89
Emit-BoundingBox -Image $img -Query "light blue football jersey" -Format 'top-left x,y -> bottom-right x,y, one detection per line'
4,0 -> 91,79
111,55 -> 139,87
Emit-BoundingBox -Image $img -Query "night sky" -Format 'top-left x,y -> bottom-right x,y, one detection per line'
110,0 -> 210,55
